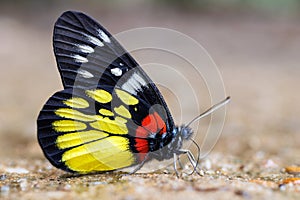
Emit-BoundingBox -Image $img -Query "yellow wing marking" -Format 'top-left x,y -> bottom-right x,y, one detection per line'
99,108 -> 114,116
61,136 -> 134,172
115,116 -> 127,123
55,108 -> 101,122
53,109 -> 127,134
63,97 -> 89,109
52,120 -> 87,132
53,89 -> 133,135
90,116 -> 128,134
86,89 -> 112,104
56,130 -> 108,149
114,105 -> 131,118
115,89 -> 139,105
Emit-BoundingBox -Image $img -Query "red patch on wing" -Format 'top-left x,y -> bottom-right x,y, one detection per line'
153,112 -> 167,135
134,112 -> 167,161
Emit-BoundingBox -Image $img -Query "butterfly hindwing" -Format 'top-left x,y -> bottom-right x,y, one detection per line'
38,86 -> 150,173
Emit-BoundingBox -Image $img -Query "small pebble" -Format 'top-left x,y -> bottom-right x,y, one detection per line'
285,166 -> 300,175
264,159 -> 278,168
249,179 -> 277,189
204,159 -> 212,170
0,174 -> 7,181
18,178 -> 28,191
198,169 -> 205,176
0,185 -> 10,194
5,167 -> 29,174
280,177 -> 300,185
205,170 -> 215,175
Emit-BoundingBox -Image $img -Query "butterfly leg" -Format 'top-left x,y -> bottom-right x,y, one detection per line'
129,153 -> 149,174
173,153 -> 180,178
177,149 -> 200,175
177,156 -> 184,169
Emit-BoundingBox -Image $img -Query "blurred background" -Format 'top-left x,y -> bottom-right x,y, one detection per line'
0,0 -> 300,167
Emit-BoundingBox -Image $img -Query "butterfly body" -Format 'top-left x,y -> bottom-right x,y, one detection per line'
37,10 -> 196,174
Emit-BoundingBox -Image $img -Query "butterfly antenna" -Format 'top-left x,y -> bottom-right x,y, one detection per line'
186,96 -> 231,128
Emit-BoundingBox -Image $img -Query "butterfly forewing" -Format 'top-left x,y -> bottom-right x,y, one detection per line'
53,10 -> 174,129
54,11 -> 135,89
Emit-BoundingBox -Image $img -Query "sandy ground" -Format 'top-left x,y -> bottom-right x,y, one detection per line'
0,5 -> 300,200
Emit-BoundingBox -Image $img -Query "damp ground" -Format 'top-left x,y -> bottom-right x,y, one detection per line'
1,4 -> 300,200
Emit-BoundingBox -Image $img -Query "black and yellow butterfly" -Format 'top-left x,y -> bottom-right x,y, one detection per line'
37,11 -> 229,174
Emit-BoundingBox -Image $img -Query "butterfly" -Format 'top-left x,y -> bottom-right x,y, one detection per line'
37,10 -> 230,175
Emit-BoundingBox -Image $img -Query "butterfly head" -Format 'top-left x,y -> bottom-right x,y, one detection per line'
166,125 -> 193,156
178,125 -> 193,140
172,125 -> 194,154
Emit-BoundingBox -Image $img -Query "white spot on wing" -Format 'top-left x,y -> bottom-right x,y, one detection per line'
76,44 -> 94,54
84,33 -> 104,47
72,55 -> 88,63
111,68 -> 122,76
119,62 -> 124,66
121,72 -> 147,94
78,69 -> 94,78
98,29 -> 111,43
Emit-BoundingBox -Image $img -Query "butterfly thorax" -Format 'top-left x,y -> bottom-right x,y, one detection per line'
148,125 -> 193,161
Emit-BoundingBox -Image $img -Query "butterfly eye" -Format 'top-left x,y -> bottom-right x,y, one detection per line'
181,126 -> 193,139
